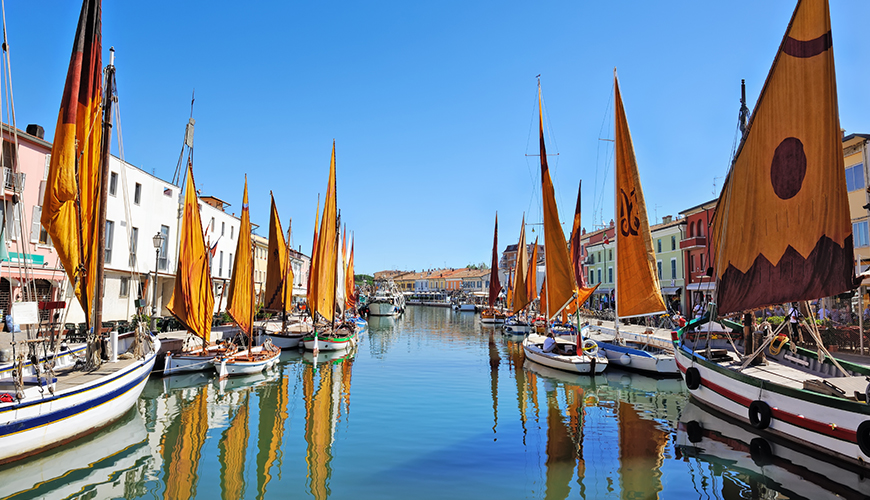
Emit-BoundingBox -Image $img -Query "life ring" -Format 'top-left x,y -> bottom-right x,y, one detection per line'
769,334 -> 789,356
749,437 -> 773,466
749,400 -> 772,429
685,367 -> 701,390
857,421 -> 870,456
582,339 -> 599,357
686,420 -> 703,443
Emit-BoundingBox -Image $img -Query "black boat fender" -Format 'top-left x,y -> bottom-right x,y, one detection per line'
686,420 -> 703,443
685,367 -> 701,390
749,400 -> 771,429
749,437 -> 773,466
856,421 -> 870,456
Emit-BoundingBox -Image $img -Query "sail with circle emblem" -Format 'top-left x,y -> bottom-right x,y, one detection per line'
711,0 -> 856,316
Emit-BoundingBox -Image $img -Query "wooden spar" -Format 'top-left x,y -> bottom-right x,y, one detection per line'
90,50 -> 116,367
331,209 -> 341,332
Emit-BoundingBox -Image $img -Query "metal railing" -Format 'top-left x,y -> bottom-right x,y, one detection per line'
1,167 -> 25,192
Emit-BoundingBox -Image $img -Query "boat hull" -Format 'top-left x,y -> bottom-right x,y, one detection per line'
302,335 -> 355,352
164,345 -> 225,375
367,301 -> 400,316
262,332 -> 303,349
599,342 -> 678,375
0,337 -> 160,465
214,346 -> 281,378
676,343 -> 870,468
522,337 -> 608,375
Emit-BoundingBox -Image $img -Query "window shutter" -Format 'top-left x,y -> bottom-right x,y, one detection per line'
30,206 -> 41,243
10,204 -> 20,240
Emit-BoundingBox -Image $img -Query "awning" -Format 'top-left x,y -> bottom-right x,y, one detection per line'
661,287 -> 681,295
686,282 -> 715,291
592,288 -> 613,295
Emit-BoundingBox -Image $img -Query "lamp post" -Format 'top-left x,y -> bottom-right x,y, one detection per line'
152,231 -> 165,332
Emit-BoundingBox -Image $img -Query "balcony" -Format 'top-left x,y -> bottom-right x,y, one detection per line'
680,236 -> 707,250
1,167 -> 25,193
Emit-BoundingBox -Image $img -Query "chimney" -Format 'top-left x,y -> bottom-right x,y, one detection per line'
609,219 -> 615,228
662,215 -> 673,224
26,124 -> 44,139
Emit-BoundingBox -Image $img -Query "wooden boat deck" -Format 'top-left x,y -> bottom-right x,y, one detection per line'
53,358 -> 141,392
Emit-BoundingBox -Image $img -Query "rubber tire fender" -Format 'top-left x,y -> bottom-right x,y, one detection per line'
685,367 -> 701,390
749,400 -> 772,429
856,421 -> 870,457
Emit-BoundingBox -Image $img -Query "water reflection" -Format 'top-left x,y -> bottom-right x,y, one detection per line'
677,400 -> 870,499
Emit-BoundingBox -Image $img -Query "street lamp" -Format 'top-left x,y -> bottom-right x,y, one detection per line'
151,231 -> 165,332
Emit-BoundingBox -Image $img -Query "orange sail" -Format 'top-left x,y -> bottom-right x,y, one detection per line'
219,396 -> 250,500
264,193 -> 290,314
345,235 -> 356,312
570,181 -> 599,311
227,177 -> 255,335
512,216 -> 530,314
312,144 -> 338,322
539,277 -> 548,316
712,0 -> 855,315
538,86 -> 576,319
161,388 -> 209,500
307,195 -> 320,313
40,0 -> 103,321
488,213 -> 502,309
167,160 -> 215,342
527,237 -> 539,302
614,75 -> 666,318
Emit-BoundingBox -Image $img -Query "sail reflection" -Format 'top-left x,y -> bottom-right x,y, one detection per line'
255,374 -> 290,500
303,350 -> 355,500
488,331 -> 500,437
219,392 -> 250,500
160,386 -> 208,500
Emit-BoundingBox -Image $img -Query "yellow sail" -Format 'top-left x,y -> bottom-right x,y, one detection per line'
227,177 -> 255,335
256,376 -> 290,500
538,86 -> 576,319
512,216 -> 530,314
711,0 -> 854,315
527,237 -> 539,302
162,388 -> 209,500
167,161 -> 215,342
614,75 -> 667,318
313,143 -> 338,322
264,193 -> 289,314
40,0 -> 103,321
219,396 -> 250,500
345,235 -> 356,312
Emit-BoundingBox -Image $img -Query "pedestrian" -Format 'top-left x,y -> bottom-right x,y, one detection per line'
788,302 -> 800,338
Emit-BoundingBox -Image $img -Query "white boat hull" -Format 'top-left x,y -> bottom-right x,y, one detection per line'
522,337 -> 608,374
368,301 -> 400,316
599,344 -> 678,375
0,336 -> 160,465
480,317 -> 505,325
503,322 -> 533,334
302,335 -> 355,352
215,346 -> 281,378
262,332 -> 303,349
164,344 -> 225,375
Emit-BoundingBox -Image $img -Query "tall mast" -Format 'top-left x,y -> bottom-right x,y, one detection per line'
89,48 -> 116,367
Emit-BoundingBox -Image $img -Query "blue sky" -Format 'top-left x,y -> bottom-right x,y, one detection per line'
3,1 -> 869,274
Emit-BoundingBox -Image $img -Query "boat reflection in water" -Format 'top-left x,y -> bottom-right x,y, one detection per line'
676,400 -> 870,500
518,337 -> 684,500
303,348 -> 355,500
0,407 -> 151,499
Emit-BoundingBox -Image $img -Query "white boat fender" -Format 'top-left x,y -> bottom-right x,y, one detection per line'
685,367 -> 701,390
619,353 -> 631,366
856,421 -> 870,456
749,400 -> 771,429
582,339 -> 599,357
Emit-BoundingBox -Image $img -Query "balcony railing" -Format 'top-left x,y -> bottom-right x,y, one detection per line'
680,236 -> 707,250
1,167 -> 25,192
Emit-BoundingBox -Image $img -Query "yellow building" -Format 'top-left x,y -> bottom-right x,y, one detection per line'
844,133 -> 870,273
252,234 -> 269,306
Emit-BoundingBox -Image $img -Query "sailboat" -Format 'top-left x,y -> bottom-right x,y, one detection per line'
481,214 -> 506,325
676,0 -> 870,468
505,216 -> 536,335
260,193 -> 310,348
522,81 -> 609,375
214,178 -> 281,378
0,0 -> 159,464
164,159 -> 225,375
587,74 -> 679,376
302,143 -> 357,352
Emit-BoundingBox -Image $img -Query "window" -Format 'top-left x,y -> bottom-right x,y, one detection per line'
657,260 -> 662,280
2,202 -> 20,240
846,164 -> 865,192
589,270 -> 594,284
671,258 -> 677,280
2,140 -> 17,171
854,221 -> 870,248
700,254 -> 705,270
690,254 -> 695,272
134,183 -> 142,205
608,267 -> 613,283
229,253 -> 233,276
231,226 -> 234,239
671,236 -> 676,251
211,218 -> 215,231
158,225 -> 169,270
129,227 -> 138,267
608,249 -> 612,261
657,239 -> 662,253
30,205 -> 42,244
598,251 -> 601,263
699,222 -> 705,238
105,220 -> 114,264
689,221 -> 695,238
120,277 -> 129,297
219,251 -> 224,277
163,187 -> 172,197
221,222 -> 225,236
109,172 -> 118,196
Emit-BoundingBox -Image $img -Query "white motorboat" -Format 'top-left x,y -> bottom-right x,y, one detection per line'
522,334 -> 608,375
367,285 -> 405,316
214,343 -> 281,378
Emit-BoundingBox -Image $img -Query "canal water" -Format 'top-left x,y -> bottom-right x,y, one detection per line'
1,306 -> 867,499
